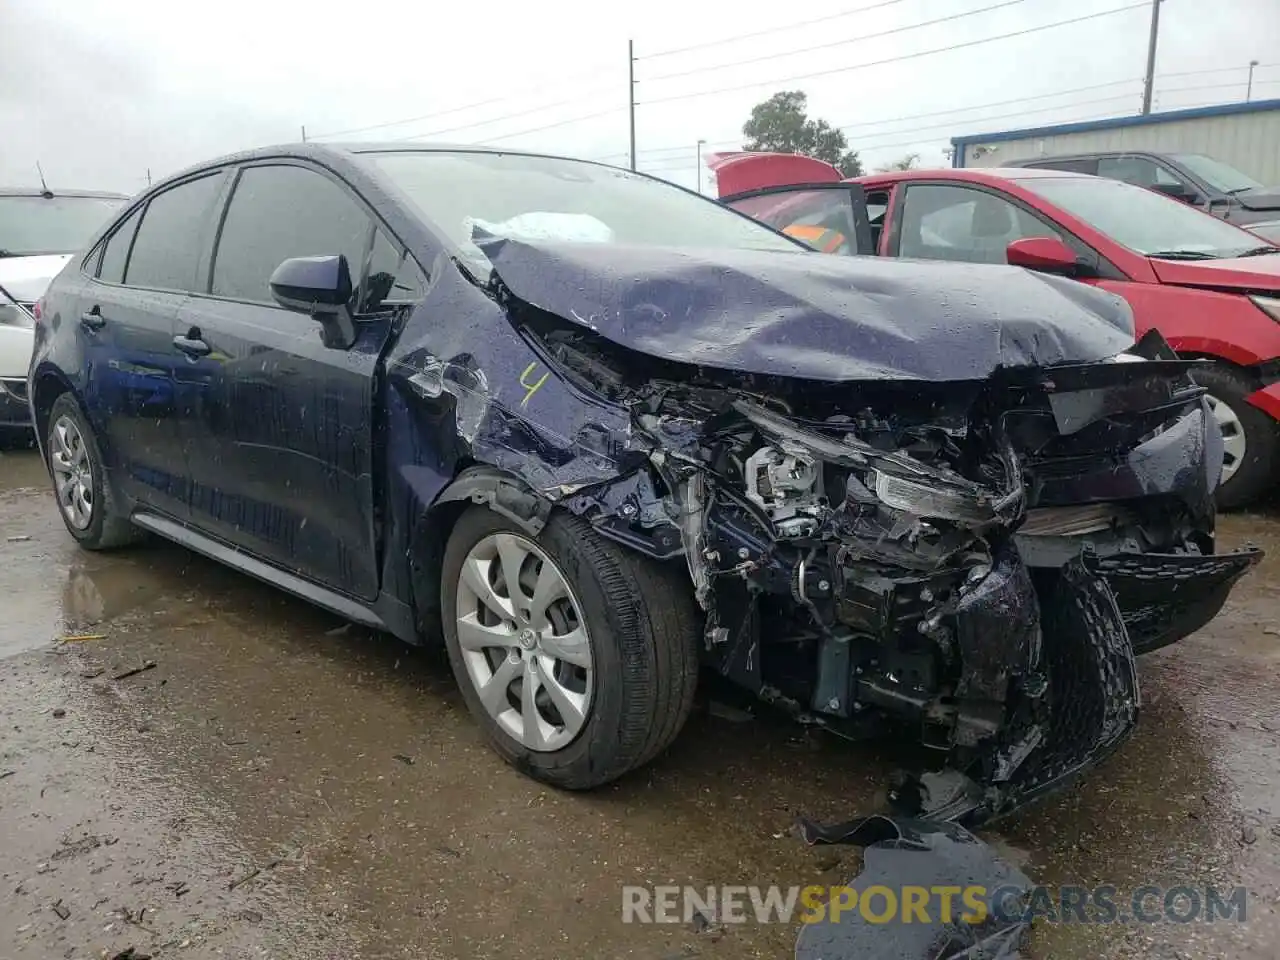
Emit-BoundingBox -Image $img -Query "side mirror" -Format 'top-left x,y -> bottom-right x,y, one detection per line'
1006,237 -> 1078,274
269,255 -> 357,349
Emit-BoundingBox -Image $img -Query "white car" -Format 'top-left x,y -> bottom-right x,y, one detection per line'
1,188 -> 128,433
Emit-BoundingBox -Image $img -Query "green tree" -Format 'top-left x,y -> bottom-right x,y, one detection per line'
742,91 -> 863,177
875,153 -> 920,173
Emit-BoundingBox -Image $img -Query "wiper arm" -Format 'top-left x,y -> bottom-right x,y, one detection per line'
1148,250 -> 1219,260
1235,245 -> 1280,257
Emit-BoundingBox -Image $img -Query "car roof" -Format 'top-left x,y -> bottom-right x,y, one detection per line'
0,188 -> 130,199
854,166 -> 1093,185
145,141 -> 614,194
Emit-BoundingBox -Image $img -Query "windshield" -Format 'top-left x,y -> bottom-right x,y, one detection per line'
1019,176 -> 1267,259
0,195 -> 127,257
366,151 -> 805,255
1170,153 -> 1265,195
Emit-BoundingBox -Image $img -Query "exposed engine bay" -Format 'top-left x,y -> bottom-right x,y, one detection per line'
534,318 -> 1262,825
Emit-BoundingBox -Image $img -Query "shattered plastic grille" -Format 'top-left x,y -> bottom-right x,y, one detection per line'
987,555 -> 1139,820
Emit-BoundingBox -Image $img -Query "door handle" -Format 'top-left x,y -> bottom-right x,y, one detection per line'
172,334 -> 211,358
80,307 -> 105,332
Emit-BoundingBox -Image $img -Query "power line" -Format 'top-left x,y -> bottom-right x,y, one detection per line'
475,107 -> 625,145
637,1 -> 1148,106
637,93 -> 1138,170
637,0 -> 907,61
309,62 -> 619,140
393,96 -> 615,142
644,0 -> 1031,84
1157,61 -> 1278,81
624,77 -> 1142,159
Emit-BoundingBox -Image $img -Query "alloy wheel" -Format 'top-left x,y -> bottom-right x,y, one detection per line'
1206,392 -> 1247,486
455,532 -> 594,751
50,415 -> 94,530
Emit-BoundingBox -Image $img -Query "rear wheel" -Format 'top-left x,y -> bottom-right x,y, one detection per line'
1193,363 -> 1279,510
45,393 -> 137,549
440,506 -> 700,789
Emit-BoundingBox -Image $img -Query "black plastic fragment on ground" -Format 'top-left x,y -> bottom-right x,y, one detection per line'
794,815 -> 1031,960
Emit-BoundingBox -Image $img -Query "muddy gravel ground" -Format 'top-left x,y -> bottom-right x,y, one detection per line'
2,441 -> 1280,960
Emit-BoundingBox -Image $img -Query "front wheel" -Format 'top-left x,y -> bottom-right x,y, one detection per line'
440,506 -> 700,789
1193,363 -> 1280,510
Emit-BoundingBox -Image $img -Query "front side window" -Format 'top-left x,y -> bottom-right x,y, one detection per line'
0,195 -> 127,258
212,165 -> 371,305
366,151 -> 806,256
726,188 -> 864,254
897,184 -> 1060,263
126,173 -> 225,291
1020,175 -> 1269,259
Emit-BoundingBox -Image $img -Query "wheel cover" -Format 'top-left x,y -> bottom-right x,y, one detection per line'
455,532 -> 594,752
1207,392 -> 1247,486
49,415 -> 94,531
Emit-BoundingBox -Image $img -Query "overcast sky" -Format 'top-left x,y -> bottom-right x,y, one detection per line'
4,0 -> 1277,196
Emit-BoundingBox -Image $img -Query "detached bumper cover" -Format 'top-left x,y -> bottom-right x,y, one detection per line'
1097,546 -> 1263,653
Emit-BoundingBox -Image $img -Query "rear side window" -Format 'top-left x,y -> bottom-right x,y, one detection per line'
212,165 -> 372,305
125,173 -> 225,291
97,207 -> 142,284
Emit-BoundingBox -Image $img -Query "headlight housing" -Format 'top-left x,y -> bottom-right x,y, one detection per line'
1250,295 -> 1280,324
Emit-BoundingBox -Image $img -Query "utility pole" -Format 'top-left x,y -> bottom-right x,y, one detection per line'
695,139 -> 706,194
1247,59 -> 1260,101
301,125 -> 308,142
628,40 -> 637,171
146,168 -> 152,187
1140,0 -> 1163,115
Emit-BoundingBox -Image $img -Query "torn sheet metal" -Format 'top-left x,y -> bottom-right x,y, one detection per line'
795,815 -> 1031,960
478,236 -> 1136,382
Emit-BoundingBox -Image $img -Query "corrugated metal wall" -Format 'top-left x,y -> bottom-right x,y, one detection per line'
961,108 -> 1280,183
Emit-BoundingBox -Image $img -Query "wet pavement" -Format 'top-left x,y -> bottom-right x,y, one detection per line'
2,441 -> 1279,959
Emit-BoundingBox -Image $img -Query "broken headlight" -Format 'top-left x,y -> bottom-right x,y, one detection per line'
868,468 -> 995,524
733,399 -> 998,530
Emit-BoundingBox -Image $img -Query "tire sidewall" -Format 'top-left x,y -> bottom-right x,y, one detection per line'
46,394 -> 111,546
1194,364 -> 1279,510
440,507 -> 648,783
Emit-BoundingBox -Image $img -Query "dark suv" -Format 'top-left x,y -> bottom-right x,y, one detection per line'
1006,152 -> 1280,243
27,143 -> 1258,823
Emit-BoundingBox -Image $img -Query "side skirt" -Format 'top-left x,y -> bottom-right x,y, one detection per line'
130,511 -> 418,644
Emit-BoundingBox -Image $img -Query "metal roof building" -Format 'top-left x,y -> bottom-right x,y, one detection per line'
951,98 -> 1280,183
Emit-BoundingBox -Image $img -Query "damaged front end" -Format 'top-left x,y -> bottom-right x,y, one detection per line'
540,323 -> 1260,825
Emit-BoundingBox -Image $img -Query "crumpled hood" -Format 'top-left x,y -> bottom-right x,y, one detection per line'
1233,187 -> 1280,212
0,254 -> 72,304
480,239 -> 1135,382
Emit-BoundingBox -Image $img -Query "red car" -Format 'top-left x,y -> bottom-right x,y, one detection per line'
713,154 -> 1280,508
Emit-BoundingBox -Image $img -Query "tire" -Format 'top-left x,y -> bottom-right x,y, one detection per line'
1193,363 -> 1279,510
45,393 -> 138,549
440,505 -> 700,789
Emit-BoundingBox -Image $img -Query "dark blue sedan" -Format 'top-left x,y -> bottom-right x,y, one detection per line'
27,144 -> 1259,823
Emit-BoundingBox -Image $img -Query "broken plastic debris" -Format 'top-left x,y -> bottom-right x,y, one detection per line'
795,814 -> 1031,960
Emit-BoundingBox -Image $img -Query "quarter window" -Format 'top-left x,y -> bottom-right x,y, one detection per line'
97,208 -> 142,284
212,165 -> 372,305
125,173 -> 225,291
363,230 -> 425,312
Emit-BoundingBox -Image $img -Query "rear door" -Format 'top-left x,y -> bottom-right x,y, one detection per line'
721,183 -> 875,255
176,161 -> 424,600
77,171 -> 227,521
